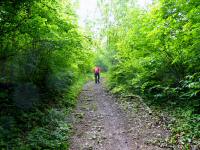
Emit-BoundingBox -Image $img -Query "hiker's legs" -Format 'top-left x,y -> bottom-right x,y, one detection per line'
97,73 -> 100,83
95,73 -> 98,83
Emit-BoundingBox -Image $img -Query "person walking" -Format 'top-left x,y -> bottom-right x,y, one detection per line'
94,66 -> 100,84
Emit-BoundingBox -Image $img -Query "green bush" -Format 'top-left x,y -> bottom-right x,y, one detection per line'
0,0 -> 93,149
26,109 -> 70,150
98,0 -> 200,147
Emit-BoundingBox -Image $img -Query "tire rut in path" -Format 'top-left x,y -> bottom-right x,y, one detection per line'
69,80 -> 170,150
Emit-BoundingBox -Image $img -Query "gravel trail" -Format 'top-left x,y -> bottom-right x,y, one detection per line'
69,80 -> 170,150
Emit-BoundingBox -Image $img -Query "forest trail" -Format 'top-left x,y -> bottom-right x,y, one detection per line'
69,79 -> 171,150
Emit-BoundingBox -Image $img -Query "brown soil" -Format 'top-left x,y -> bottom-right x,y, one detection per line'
69,79 -> 171,150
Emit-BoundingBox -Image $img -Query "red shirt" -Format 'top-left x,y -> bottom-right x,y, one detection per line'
94,67 -> 100,73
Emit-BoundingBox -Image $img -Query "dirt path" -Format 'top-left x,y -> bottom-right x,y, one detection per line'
69,80 -> 171,150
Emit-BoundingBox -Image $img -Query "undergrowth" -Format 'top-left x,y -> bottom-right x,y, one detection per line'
108,72 -> 200,149
0,75 -> 89,150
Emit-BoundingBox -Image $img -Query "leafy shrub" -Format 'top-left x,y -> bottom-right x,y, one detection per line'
99,0 -> 200,147
26,109 -> 70,150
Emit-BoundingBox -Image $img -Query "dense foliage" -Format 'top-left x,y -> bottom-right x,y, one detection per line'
1,0 -> 199,149
98,0 -> 200,148
0,0 -> 93,149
